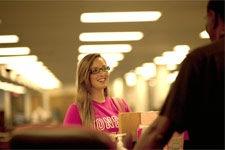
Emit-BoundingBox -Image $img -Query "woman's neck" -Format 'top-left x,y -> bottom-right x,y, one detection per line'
91,89 -> 106,103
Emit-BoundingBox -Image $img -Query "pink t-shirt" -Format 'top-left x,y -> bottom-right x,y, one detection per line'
63,97 -> 131,133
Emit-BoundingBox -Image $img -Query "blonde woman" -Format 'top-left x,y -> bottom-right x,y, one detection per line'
64,53 -> 131,133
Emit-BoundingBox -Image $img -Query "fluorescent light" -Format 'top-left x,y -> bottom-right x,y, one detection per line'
0,35 -> 19,43
6,61 -> 61,90
79,32 -> 143,42
160,51 -> 185,65
124,72 -> 136,87
78,53 -> 123,68
105,60 -> 119,68
0,80 -> 26,94
153,56 -> 166,65
135,65 -> 156,79
112,78 -> 124,97
168,71 -> 179,83
153,45 -> 190,65
0,47 -> 30,55
161,47 -> 189,65
6,61 -> 43,71
80,11 -> 161,23
0,55 -> 38,64
142,63 -> 156,78
166,64 -> 177,70
153,55 -> 180,65
78,53 -> 124,62
135,67 -> 144,75
199,30 -> 209,39
173,45 -> 190,54
79,44 -> 132,53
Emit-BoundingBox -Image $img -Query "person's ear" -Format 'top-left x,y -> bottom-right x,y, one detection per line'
220,18 -> 225,31
218,17 -> 225,36
208,10 -> 217,29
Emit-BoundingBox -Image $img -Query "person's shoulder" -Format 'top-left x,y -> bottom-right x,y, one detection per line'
70,103 -> 78,107
108,97 -> 125,102
105,96 -> 111,101
65,103 -> 80,114
190,37 -> 224,57
106,97 -> 115,104
182,38 -> 224,66
68,103 -> 79,109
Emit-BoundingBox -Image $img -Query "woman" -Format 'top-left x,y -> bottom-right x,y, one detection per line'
64,53 -> 131,133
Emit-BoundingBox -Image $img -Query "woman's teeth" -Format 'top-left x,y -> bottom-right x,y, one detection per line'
98,78 -> 105,82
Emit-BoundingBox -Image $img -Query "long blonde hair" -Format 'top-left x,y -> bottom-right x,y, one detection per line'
75,53 -> 108,127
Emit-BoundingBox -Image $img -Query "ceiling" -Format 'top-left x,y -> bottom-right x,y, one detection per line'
0,0 -> 210,90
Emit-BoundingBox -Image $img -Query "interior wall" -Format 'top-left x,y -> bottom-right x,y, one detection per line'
152,65 -> 170,110
49,93 -> 75,123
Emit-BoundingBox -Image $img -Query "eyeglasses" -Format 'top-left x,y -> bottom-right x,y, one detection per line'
90,66 -> 110,74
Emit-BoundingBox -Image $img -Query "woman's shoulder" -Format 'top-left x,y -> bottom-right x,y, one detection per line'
108,97 -> 126,103
106,97 -> 124,103
108,97 -> 131,112
69,103 -> 78,107
70,103 -> 78,106
64,103 -> 82,125
68,103 -> 79,111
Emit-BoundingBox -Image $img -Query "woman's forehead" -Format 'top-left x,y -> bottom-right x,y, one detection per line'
91,57 -> 106,67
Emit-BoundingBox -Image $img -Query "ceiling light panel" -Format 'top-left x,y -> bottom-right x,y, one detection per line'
105,60 -> 119,68
6,61 -> 61,89
80,11 -> 161,23
173,45 -> 190,53
79,32 -> 143,42
0,35 -> 19,43
199,30 -> 209,39
79,44 -> 132,53
0,81 -> 26,94
124,72 -> 136,87
78,53 -> 124,62
0,47 -> 30,55
0,55 -> 38,64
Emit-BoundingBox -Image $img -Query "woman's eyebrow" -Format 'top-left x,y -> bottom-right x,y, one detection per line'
93,65 -> 106,68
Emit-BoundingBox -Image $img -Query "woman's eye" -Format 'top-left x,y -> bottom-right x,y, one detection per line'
93,69 -> 99,73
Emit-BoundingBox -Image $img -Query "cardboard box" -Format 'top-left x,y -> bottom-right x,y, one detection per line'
118,111 -> 184,150
118,111 -> 159,141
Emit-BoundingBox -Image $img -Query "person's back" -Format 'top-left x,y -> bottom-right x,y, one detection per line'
134,0 -> 224,149
161,37 -> 224,149
189,39 -> 224,149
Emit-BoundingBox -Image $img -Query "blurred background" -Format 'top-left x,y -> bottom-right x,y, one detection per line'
0,0 -> 210,130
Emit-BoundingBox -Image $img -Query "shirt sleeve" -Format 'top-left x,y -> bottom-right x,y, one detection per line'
63,104 -> 82,125
121,99 -> 132,112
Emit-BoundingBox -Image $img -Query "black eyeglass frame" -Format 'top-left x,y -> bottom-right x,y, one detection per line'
90,66 -> 110,74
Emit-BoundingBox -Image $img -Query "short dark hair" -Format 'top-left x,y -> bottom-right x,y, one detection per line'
207,0 -> 224,23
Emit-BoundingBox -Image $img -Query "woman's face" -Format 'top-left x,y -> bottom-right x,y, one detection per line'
90,57 -> 109,91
